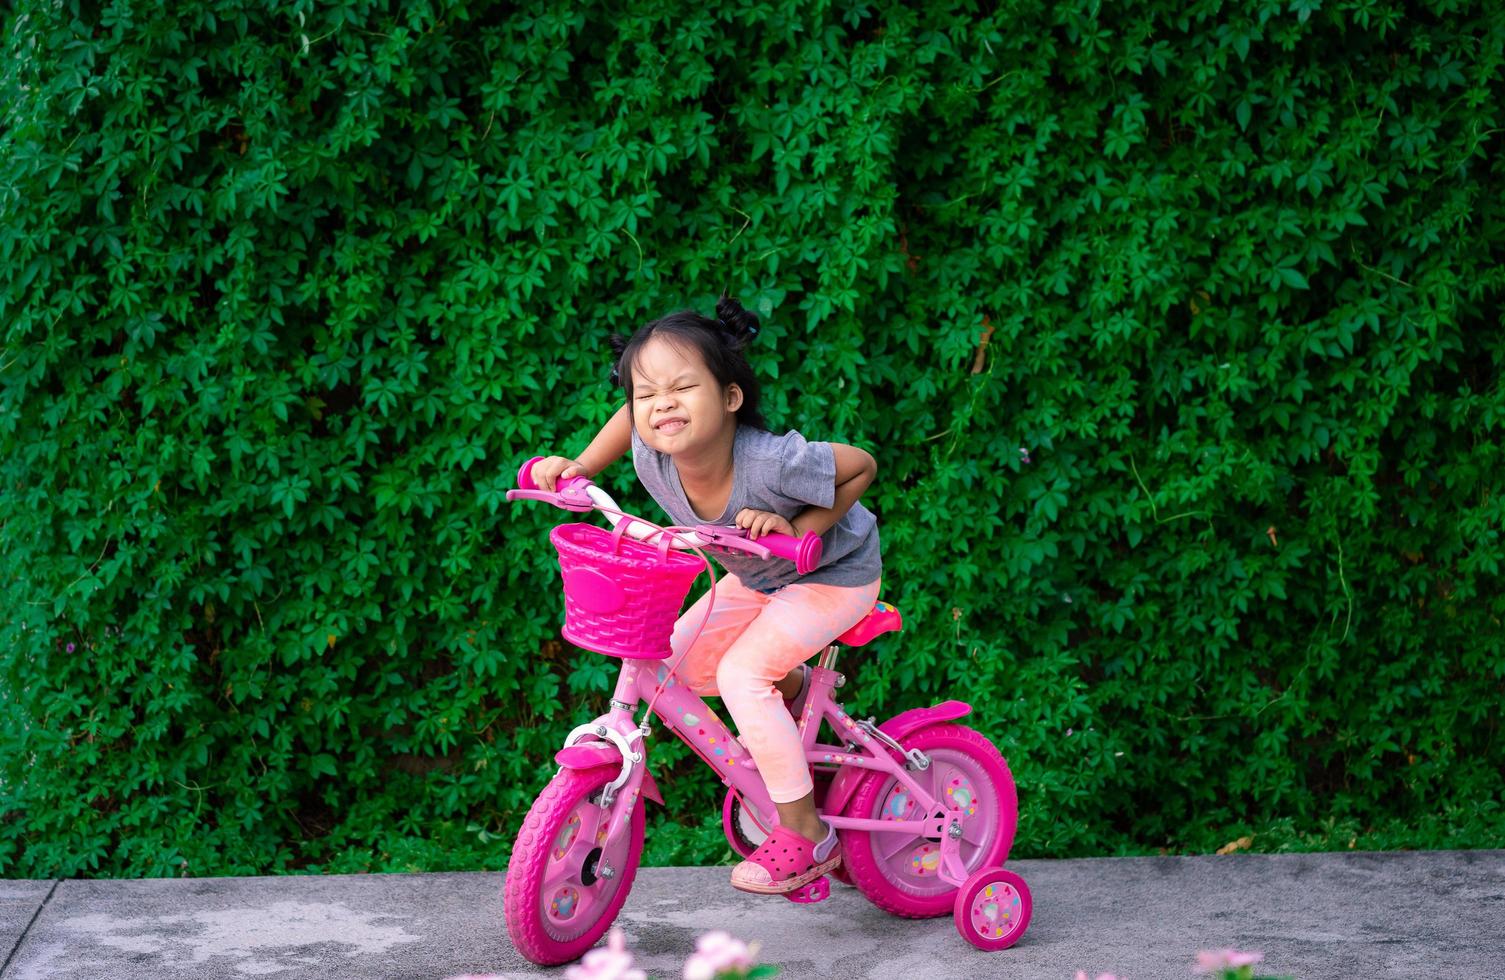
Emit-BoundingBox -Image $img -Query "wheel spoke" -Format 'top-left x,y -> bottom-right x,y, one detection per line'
854,742 -> 1016,905
872,770 -> 934,863
544,840 -> 588,889
932,759 -> 994,853
908,772 -> 937,812
914,762 -> 940,807
541,859 -> 576,897
878,829 -> 915,862
543,801 -> 603,888
934,760 -> 966,811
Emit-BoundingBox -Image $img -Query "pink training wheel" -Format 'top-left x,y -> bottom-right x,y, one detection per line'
953,866 -> 1031,951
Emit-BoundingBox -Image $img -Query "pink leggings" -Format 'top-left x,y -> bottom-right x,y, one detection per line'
669,573 -> 881,804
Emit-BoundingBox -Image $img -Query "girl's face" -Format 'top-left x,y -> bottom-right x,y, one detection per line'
630,335 -> 742,457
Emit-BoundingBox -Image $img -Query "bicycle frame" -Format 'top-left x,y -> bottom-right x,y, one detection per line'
566,649 -> 974,889
508,462 -> 1031,956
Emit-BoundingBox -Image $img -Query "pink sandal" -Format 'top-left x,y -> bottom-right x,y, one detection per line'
729,822 -> 841,895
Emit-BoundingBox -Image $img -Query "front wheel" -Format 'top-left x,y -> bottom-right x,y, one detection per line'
504,766 -> 645,965
840,723 -> 1017,919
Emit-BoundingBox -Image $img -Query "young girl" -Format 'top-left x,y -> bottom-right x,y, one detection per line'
531,294 -> 882,895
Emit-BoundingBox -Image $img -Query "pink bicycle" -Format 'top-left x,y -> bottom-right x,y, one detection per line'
503,458 -> 1032,964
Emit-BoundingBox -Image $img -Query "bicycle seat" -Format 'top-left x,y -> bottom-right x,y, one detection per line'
835,600 -> 903,647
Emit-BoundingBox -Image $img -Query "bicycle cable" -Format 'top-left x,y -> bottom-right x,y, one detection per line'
582,503 -> 721,729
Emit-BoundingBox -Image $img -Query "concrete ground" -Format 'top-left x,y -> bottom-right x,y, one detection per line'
1,850 -> 1502,980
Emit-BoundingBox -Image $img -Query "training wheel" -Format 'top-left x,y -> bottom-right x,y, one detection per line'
953,866 -> 1031,950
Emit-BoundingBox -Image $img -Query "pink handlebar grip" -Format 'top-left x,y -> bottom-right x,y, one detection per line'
516,456 -> 544,490
760,531 -> 824,576
517,456 -> 592,493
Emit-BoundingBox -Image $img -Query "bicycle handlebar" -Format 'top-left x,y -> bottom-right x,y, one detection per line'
506,456 -> 824,575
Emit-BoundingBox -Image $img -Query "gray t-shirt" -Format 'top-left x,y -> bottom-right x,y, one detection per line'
630,424 -> 882,592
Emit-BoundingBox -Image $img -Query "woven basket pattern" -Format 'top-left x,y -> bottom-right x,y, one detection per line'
550,522 -> 705,659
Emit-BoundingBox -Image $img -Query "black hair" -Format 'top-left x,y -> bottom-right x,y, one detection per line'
609,291 -> 769,431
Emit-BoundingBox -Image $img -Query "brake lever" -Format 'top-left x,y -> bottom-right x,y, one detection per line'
504,487 -> 595,512
693,524 -> 772,559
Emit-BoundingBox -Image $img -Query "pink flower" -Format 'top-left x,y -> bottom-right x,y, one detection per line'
1194,949 -> 1264,973
566,928 -> 647,980
683,930 -> 758,980
1074,972 -> 1121,980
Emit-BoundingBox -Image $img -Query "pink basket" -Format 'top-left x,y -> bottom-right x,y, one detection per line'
550,521 -> 706,660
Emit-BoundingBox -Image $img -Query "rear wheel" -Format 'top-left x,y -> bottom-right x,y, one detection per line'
722,787 -> 769,859
840,724 -> 1017,918
504,767 -> 645,965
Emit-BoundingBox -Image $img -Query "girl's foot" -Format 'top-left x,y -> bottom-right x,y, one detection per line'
729,821 -> 840,895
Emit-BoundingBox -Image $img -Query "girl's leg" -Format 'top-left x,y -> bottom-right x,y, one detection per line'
715,578 -> 881,841
665,574 -> 768,695
773,668 -> 804,700
668,576 -> 828,702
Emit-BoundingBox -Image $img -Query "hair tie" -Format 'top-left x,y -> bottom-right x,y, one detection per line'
715,316 -> 757,339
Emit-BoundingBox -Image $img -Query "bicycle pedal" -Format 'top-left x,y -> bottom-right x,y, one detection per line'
783,876 -> 830,904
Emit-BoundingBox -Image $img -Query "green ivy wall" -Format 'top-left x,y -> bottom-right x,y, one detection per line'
1,0 -> 1501,877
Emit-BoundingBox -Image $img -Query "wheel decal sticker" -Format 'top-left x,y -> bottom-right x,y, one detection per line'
552,812 -> 581,860
549,886 -> 581,921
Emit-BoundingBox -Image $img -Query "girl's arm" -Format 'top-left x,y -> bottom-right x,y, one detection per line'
534,404 -> 630,491
791,443 -> 877,538
575,403 -> 632,477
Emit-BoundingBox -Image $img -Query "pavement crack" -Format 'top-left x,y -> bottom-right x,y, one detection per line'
0,879 -> 60,979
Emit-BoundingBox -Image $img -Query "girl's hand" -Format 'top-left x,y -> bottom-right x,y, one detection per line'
533,455 -> 587,493
734,508 -> 795,541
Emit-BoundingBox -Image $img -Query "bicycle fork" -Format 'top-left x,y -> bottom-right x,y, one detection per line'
549,665 -> 669,883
